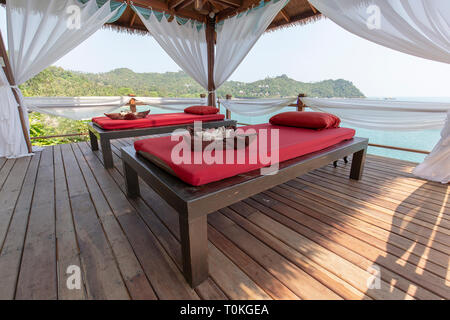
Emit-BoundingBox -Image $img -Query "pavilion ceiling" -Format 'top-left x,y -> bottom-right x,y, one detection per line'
0,0 -> 322,34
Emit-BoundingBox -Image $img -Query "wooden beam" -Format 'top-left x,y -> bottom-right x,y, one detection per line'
0,30 -> 33,154
280,8 -> 290,23
267,10 -> 320,30
169,0 -> 187,9
177,0 -> 195,10
208,0 -> 227,11
129,12 -> 137,27
216,0 -> 259,21
194,0 -> 205,11
225,94 -> 232,119
205,17 -> 216,106
212,0 -> 241,8
308,1 -> 318,14
116,0 -> 206,22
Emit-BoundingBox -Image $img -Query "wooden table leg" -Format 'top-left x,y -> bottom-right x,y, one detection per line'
100,137 -> 114,169
89,130 -> 99,151
123,161 -> 140,198
179,214 -> 208,288
350,148 -> 367,180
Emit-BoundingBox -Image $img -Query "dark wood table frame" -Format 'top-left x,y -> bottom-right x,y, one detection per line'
88,119 -> 237,168
121,137 -> 368,287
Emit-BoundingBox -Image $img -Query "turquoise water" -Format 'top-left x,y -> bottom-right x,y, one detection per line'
132,97 -> 447,164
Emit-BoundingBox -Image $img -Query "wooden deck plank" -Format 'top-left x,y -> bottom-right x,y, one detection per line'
320,161 -> 450,209
0,153 -> 40,299
76,142 -> 200,300
259,189 -> 449,299
349,158 -> 449,196
82,140 -> 224,299
106,139 -> 293,300
1,139 -> 448,300
15,148 -> 57,300
54,145 -> 86,300
209,210 -> 343,300
92,140 -> 260,300
0,157 -> 31,250
273,184 -> 449,270
208,226 -> 300,300
244,195 -> 443,300
310,169 -> 450,218
289,178 -> 450,243
251,190 -> 447,284
0,159 -> 15,191
71,143 -> 157,300
61,144 -> 130,300
207,242 -> 272,300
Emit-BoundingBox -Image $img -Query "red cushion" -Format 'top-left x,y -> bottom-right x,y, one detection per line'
134,123 -> 355,186
92,112 -> 225,130
270,112 -> 341,130
184,106 -> 219,115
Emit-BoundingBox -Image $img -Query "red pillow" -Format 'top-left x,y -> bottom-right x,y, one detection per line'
270,112 -> 340,130
184,105 -> 219,115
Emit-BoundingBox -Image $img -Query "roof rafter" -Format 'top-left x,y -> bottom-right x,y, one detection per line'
280,8 -> 290,22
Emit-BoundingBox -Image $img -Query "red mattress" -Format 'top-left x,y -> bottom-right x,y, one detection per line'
134,123 -> 356,186
92,113 -> 225,130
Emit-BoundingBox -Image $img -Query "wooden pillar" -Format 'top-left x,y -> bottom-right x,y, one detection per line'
0,31 -> 33,153
297,93 -> 306,111
225,94 -> 232,119
206,15 -> 216,107
128,94 -> 137,113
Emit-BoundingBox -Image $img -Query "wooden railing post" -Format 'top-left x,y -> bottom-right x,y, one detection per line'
297,93 -> 306,111
128,93 -> 137,113
225,94 -> 232,120
0,30 -> 33,154
206,16 -> 216,107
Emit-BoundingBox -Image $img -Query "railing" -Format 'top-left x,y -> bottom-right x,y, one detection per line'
30,93 -> 432,155
223,94 -> 431,155
30,132 -> 88,140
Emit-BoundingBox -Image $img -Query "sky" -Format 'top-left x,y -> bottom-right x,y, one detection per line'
1,8 -> 449,98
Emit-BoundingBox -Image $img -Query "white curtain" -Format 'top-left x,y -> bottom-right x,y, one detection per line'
3,0 -> 125,157
413,111 -> 450,184
0,67 -> 27,157
301,97 -> 450,130
309,0 -> 450,64
24,96 -> 130,120
134,97 -> 207,111
220,97 -> 297,116
132,0 -> 288,92
132,7 -> 209,90
214,0 -> 289,88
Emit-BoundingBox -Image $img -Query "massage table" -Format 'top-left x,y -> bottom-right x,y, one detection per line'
121,124 -> 368,287
88,112 -> 236,168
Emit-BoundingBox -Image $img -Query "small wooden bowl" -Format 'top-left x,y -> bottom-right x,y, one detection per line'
184,126 -> 257,151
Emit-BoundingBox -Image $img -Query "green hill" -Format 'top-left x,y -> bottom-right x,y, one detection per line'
20,66 -> 365,98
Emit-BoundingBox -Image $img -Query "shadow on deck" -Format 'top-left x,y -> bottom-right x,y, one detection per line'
0,137 -> 448,300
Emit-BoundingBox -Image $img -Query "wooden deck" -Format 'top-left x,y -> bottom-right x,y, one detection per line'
0,137 -> 448,300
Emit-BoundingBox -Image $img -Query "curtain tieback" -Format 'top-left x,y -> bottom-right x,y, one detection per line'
9,85 -> 26,107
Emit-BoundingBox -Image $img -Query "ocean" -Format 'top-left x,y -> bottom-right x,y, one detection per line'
134,97 -> 448,164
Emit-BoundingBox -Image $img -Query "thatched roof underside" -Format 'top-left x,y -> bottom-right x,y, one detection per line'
0,0 -> 322,35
